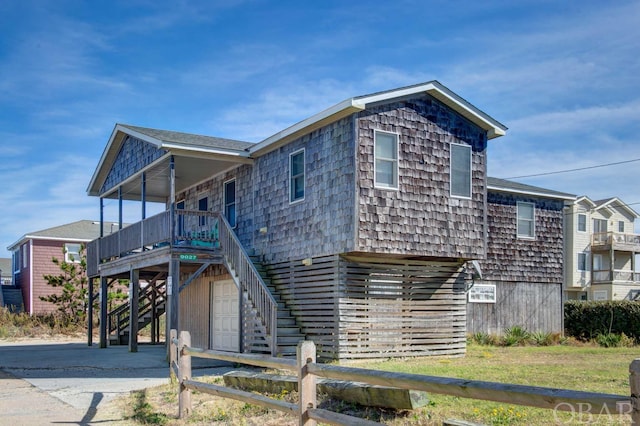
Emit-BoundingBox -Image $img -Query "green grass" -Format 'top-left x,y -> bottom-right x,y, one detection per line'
119,343 -> 637,425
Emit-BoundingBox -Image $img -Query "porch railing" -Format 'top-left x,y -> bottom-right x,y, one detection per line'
592,232 -> 640,251
592,269 -> 640,283
86,208 -> 277,355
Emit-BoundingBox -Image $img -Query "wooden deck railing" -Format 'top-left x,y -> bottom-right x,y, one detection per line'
87,209 -> 277,355
218,215 -> 278,356
593,269 -> 640,283
170,330 -> 640,425
592,232 -> 640,251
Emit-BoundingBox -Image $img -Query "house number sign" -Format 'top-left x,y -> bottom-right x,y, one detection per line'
180,254 -> 198,261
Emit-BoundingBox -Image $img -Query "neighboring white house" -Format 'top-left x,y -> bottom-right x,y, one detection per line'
564,196 -> 640,301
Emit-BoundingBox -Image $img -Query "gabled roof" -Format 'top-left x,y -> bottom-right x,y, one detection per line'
249,80 -> 508,155
593,197 -> 639,218
487,177 -> 576,200
7,220 -> 123,251
118,124 -> 254,152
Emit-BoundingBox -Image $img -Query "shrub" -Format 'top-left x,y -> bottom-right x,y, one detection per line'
470,332 -> 499,346
595,332 -> 635,348
529,331 -> 554,346
502,326 -> 530,346
565,300 -> 640,341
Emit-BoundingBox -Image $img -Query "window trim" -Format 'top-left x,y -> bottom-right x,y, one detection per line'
13,249 -> 20,273
65,243 -> 82,264
593,218 -> 607,233
22,244 -> 27,269
450,143 -> 472,199
577,252 -> 589,272
289,149 -> 305,204
577,213 -> 587,233
373,130 -> 399,190
618,221 -> 625,233
516,201 -> 536,239
223,178 -> 237,229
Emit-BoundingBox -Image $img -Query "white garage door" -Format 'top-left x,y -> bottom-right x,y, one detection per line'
211,279 -> 239,352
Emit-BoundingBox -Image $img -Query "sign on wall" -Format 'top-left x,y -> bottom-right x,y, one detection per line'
468,284 -> 497,303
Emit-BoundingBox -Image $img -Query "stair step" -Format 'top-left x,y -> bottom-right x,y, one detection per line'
278,326 -> 302,336
277,317 -> 296,326
277,335 -> 306,345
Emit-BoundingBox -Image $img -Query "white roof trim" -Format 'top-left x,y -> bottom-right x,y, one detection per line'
248,81 -> 507,156
594,197 -> 640,218
7,236 -> 93,251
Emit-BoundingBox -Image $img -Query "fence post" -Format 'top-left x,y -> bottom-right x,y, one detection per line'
297,341 -> 317,426
178,330 -> 192,419
169,329 -> 177,379
630,359 -> 640,424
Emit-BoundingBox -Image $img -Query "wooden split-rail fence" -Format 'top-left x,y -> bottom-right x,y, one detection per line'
170,330 -> 640,425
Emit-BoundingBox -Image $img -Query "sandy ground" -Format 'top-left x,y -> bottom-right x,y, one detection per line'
0,336 -> 231,425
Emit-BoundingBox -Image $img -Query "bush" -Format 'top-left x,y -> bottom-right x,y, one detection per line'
595,332 -> 635,348
470,332 -> 499,346
502,326 -> 530,346
565,300 -> 640,341
529,331 -> 554,346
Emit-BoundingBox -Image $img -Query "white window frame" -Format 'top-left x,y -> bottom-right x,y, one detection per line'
450,143 -> 472,199
468,284 -> 496,303
577,213 -> 587,232
373,130 -> 399,190
65,243 -> 82,263
223,178 -> 237,229
516,201 -> 535,239
618,221 -> 625,233
577,252 -> 589,272
289,149 -> 305,204
593,290 -> 608,301
22,244 -> 27,268
13,249 -> 20,273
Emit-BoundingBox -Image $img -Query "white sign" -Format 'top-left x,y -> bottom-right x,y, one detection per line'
167,276 -> 173,296
468,284 -> 496,303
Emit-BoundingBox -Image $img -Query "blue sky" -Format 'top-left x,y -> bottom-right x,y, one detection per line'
1,0 -> 639,258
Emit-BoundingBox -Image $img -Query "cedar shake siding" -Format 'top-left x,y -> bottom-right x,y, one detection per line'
101,136 -> 166,195
467,189 -> 566,335
356,95 -> 488,259
484,192 -> 564,283
31,240 -> 70,314
249,117 -> 356,264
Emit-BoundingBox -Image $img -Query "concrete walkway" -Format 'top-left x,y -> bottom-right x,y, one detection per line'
0,338 -> 231,425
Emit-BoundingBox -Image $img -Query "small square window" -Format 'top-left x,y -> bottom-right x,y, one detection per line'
290,149 -> 305,203
65,243 -> 82,263
517,202 -> 535,239
577,214 -> 586,232
374,131 -> 398,189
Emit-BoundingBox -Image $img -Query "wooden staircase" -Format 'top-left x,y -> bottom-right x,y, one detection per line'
249,257 -> 306,357
108,281 -> 166,345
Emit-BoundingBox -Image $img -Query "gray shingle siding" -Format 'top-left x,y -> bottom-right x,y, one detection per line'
101,136 -> 166,195
355,95 -> 488,259
484,191 -> 564,283
250,117 -> 357,263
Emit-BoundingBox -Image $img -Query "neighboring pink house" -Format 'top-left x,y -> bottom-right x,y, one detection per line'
7,220 -> 119,315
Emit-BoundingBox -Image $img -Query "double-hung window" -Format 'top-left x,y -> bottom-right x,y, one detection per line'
224,179 -> 236,228
290,149 -> 305,203
577,214 -> 587,232
450,143 -> 471,198
618,221 -> 625,233
517,201 -> 535,239
374,131 -> 398,189
577,252 -> 588,271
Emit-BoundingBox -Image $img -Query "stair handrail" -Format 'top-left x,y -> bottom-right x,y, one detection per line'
216,213 -> 278,356
107,280 -> 166,335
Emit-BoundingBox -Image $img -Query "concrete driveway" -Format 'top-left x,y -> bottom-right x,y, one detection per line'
0,338 -> 231,425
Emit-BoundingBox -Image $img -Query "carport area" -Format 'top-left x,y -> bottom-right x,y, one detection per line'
0,338 -> 231,425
